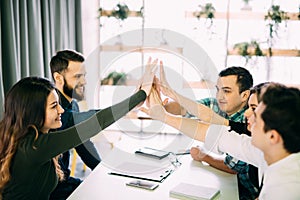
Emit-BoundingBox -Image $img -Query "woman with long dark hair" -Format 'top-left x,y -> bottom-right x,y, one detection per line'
0,58 -> 157,200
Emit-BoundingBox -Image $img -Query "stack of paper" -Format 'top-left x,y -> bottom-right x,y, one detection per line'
170,182 -> 220,200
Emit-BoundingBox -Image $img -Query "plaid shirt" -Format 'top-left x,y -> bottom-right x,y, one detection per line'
193,98 -> 259,200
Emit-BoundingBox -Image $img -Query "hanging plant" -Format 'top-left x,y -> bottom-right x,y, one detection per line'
101,71 -> 127,85
112,3 -> 130,20
137,6 -> 144,18
99,3 -> 130,21
241,0 -> 252,11
264,5 -> 289,39
98,4 -> 143,27
233,40 -> 264,64
193,3 -> 216,28
264,5 -> 289,57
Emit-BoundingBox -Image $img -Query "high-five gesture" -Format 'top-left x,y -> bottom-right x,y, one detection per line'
140,87 -> 167,122
156,61 -> 178,101
138,57 -> 158,96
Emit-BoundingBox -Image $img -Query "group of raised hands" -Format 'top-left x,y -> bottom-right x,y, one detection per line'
137,57 -> 179,122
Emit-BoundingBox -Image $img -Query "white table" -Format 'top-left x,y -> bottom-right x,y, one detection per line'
68,130 -> 238,200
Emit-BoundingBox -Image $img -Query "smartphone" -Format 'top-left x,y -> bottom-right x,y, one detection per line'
135,147 -> 169,159
126,180 -> 159,190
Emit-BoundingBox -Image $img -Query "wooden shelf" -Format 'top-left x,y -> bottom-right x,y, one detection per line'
99,10 -> 142,18
100,45 -> 183,54
228,48 -> 300,57
185,11 -> 300,21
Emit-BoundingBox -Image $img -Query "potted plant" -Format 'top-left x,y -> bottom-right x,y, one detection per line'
264,5 -> 289,39
233,40 -> 264,64
101,71 -> 127,85
99,3 -> 143,21
99,3 -> 129,21
193,3 -> 216,28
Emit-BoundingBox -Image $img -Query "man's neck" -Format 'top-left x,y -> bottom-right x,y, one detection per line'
227,103 -> 247,117
264,148 -> 290,166
57,89 -> 72,103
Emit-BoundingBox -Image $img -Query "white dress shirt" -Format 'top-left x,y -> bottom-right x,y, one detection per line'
204,124 -> 300,200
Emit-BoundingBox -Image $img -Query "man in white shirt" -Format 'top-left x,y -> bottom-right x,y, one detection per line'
142,84 -> 300,199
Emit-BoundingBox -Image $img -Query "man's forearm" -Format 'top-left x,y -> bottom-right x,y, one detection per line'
164,113 -> 208,141
171,92 -> 228,125
202,155 -> 237,174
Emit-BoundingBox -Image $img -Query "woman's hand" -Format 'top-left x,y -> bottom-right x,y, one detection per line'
140,87 -> 167,122
138,57 -> 158,96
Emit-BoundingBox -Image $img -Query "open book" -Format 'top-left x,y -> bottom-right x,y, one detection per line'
170,182 -> 220,200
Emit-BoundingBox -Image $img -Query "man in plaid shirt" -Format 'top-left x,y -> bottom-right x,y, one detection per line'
189,67 -> 259,200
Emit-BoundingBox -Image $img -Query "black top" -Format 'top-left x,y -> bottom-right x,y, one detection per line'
57,90 -> 101,178
228,120 -> 251,136
2,90 -> 146,200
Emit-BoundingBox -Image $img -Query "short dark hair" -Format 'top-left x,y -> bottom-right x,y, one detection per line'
261,84 -> 300,153
50,50 -> 84,80
219,66 -> 253,93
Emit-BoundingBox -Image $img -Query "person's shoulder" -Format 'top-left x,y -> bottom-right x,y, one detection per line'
197,97 -> 217,104
230,107 -> 246,122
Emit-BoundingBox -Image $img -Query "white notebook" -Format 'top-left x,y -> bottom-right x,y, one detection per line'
170,182 -> 220,200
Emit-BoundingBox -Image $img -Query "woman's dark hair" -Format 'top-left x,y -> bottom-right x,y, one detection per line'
261,84 -> 300,153
0,77 -> 62,193
229,82 -> 270,136
250,82 -> 270,102
3,76 -> 55,137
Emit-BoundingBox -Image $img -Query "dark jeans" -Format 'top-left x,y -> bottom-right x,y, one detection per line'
50,177 -> 82,200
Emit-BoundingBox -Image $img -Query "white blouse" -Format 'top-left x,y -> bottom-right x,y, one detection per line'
204,124 -> 300,200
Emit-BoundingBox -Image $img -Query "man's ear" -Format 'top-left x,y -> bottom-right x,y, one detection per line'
53,72 -> 63,85
241,90 -> 250,102
268,130 -> 282,145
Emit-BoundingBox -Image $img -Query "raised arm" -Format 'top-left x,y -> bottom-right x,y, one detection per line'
140,88 -> 209,142
141,89 -> 263,168
28,57 -> 158,163
158,61 -> 228,126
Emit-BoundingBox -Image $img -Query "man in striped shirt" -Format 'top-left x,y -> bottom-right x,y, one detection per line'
189,67 -> 258,200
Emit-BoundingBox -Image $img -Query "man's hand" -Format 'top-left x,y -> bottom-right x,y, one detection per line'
140,87 -> 166,122
190,146 -> 209,162
139,57 -> 158,96
155,61 -> 178,101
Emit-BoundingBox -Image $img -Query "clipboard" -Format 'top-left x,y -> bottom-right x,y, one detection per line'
108,162 -> 173,183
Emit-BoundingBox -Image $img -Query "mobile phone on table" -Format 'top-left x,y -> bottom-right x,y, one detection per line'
126,180 -> 159,190
135,147 -> 169,159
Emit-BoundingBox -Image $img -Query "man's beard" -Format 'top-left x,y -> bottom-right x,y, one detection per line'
63,79 -> 85,101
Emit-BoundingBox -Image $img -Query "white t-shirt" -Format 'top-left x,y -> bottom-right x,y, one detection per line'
204,124 -> 300,200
